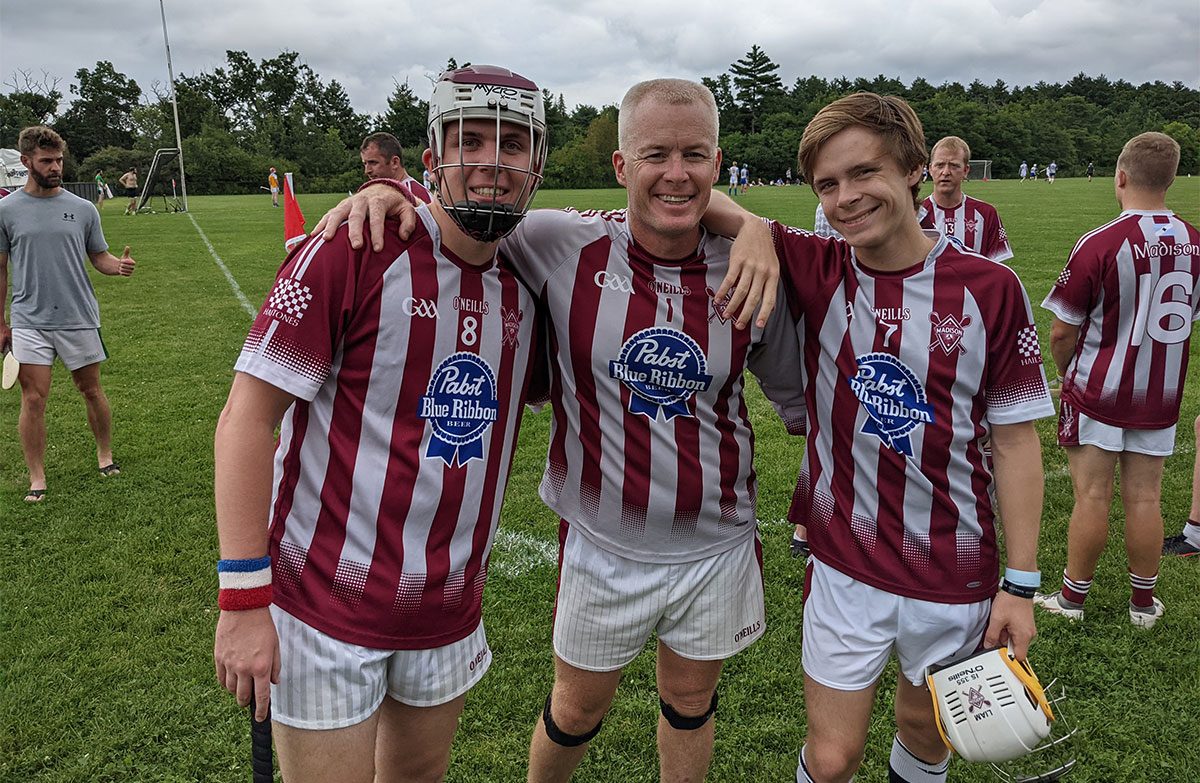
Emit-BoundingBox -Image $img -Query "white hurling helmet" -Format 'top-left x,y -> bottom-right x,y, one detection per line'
427,64 -> 547,242
928,647 -> 1077,782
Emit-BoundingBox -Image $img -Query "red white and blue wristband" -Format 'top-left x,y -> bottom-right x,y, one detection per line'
217,556 -> 273,611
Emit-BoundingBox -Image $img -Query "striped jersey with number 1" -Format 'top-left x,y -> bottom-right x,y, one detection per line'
502,208 -> 806,564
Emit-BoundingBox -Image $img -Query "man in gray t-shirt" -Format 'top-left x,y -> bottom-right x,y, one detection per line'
0,126 -> 136,502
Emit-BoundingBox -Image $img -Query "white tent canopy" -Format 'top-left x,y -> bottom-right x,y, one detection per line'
1,149 -> 28,188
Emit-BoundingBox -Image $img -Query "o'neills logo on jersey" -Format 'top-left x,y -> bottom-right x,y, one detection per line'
418,352 -> 499,466
848,352 -> 934,457
929,311 -> 972,355
453,296 -> 489,315
608,327 -> 713,420
646,279 -> 691,296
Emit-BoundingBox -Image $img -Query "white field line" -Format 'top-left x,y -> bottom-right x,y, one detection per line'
491,528 -> 557,577
188,213 -> 256,318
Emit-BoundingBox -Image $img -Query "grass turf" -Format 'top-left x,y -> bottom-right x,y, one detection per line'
1,177 -> 1198,782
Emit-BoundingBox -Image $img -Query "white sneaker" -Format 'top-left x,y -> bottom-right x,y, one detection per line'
1129,596 -> 1165,629
1034,591 -> 1084,622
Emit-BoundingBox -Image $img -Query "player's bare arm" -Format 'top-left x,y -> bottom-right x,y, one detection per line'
702,190 -> 780,329
1048,318 -> 1081,377
213,372 -> 296,721
314,183 -> 419,252
984,420 -> 1043,660
0,251 -> 10,353
88,245 -> 136,277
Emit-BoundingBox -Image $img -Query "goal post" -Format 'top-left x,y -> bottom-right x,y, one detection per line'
967,159 -> 992,181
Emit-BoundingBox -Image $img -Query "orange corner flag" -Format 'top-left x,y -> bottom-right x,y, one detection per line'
283,172 -> 306,250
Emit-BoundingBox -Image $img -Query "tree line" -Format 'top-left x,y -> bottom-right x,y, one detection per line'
1,48 -> 1195,195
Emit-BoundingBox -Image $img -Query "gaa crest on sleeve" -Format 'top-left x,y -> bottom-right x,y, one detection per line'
608,327 -> 713,420
848,352 -> 934,457
418,352 -> 499,466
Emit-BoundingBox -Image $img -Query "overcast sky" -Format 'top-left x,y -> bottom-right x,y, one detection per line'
1,0 -> 1197,117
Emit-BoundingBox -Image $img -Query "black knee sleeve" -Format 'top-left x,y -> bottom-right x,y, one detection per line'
659,690 -> 718,730
542,693 -> 603,748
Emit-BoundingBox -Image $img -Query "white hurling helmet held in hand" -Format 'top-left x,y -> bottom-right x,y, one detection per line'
927,647 -> 1077,782
427,64 -> 547,242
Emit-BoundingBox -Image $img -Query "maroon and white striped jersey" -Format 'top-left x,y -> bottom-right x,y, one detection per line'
502,208 -> 806,563
919,195 -> 1013,262
235,207 -> 538,649
771,224 -> 1054,603
1043,210 -> 1200,429
402,175 -> 433,205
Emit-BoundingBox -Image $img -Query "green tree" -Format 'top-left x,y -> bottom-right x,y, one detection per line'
380,79 -> 428,151
55,61 -> 142,159
0,71 -> 62,145
729,46 -> 784,134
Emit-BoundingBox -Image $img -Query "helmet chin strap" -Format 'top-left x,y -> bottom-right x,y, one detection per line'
444,200 -> 523,243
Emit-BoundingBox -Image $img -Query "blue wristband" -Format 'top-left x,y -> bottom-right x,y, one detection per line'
1004,567 -> 1041,589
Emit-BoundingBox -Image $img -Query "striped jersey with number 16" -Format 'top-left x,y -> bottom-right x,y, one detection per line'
1043,209 -> 1200,429
234,206 -> 538,650
502,208 -> 807,564
771,223 -> 1054,604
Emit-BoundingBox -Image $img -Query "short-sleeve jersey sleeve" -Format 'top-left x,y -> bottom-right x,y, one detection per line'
84,201 -> 108,255
1042,238 -> 1101,326
984,269 -> 1055,424
234,232 -> 358,401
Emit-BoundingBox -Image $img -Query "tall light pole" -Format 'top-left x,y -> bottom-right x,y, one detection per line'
158,0 -> 188,211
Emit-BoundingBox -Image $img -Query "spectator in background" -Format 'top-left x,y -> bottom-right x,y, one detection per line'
360,131 -> 431,203
119,167 -> 138,215
267,167 -> 279,207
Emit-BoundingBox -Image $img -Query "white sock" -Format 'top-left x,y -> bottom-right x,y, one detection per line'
1183,520 -> 1200,548
888,735 -> 948,783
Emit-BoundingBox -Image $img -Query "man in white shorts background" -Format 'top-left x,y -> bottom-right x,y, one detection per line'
213,65 -> 548,782
314,78 -> 802,783
702,93 -> 1054,783
1037,132 -> 1200,628
0,125 -> 136,502
727,160 -> 739,196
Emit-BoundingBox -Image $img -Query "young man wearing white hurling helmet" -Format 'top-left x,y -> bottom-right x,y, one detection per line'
213,65 -> 547,783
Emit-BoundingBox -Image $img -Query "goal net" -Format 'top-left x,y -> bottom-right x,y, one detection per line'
967,159 -> 992,181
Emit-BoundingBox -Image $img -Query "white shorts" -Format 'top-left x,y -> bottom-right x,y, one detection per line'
802,558 -> 990,690
12,328 -> 107,371
1058,400 -> 1177,456
270,606 -> 491,730
270,186 -> 279,195
553,522 -> 765,672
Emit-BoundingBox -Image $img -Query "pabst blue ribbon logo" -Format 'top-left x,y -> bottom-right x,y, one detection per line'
418,352 -> 499,466
847,352 -> 934,457
608,327 -> 713,420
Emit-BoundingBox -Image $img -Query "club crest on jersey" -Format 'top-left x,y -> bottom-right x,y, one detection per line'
929,311 -> 972,355
848,352 -> 934,456
608,327 -> 713,420
418,352 -> 499,466
964,218 -> 977,234
501,306 -> 523,349
705,287 -> 731,324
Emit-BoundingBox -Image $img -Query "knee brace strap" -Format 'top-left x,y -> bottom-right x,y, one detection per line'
542,693 -> 603,748
659,691 -> 718,731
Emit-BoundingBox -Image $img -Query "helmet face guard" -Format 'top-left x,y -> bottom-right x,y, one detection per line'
427,65 -> 547,243
928,647 -> 1077,782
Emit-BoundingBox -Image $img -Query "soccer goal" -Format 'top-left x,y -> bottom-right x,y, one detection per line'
136,148 -> 184,212
967,159 -> 992,181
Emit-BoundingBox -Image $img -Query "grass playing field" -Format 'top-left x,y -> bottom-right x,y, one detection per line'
1,177 -> 1198,782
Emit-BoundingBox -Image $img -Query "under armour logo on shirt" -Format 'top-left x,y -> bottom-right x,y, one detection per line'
62,212 -> 75,221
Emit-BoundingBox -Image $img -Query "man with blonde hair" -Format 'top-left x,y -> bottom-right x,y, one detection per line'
919,135 -> 1013,261
702,92 -> 1053,783
1037,131 -> 1200,628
